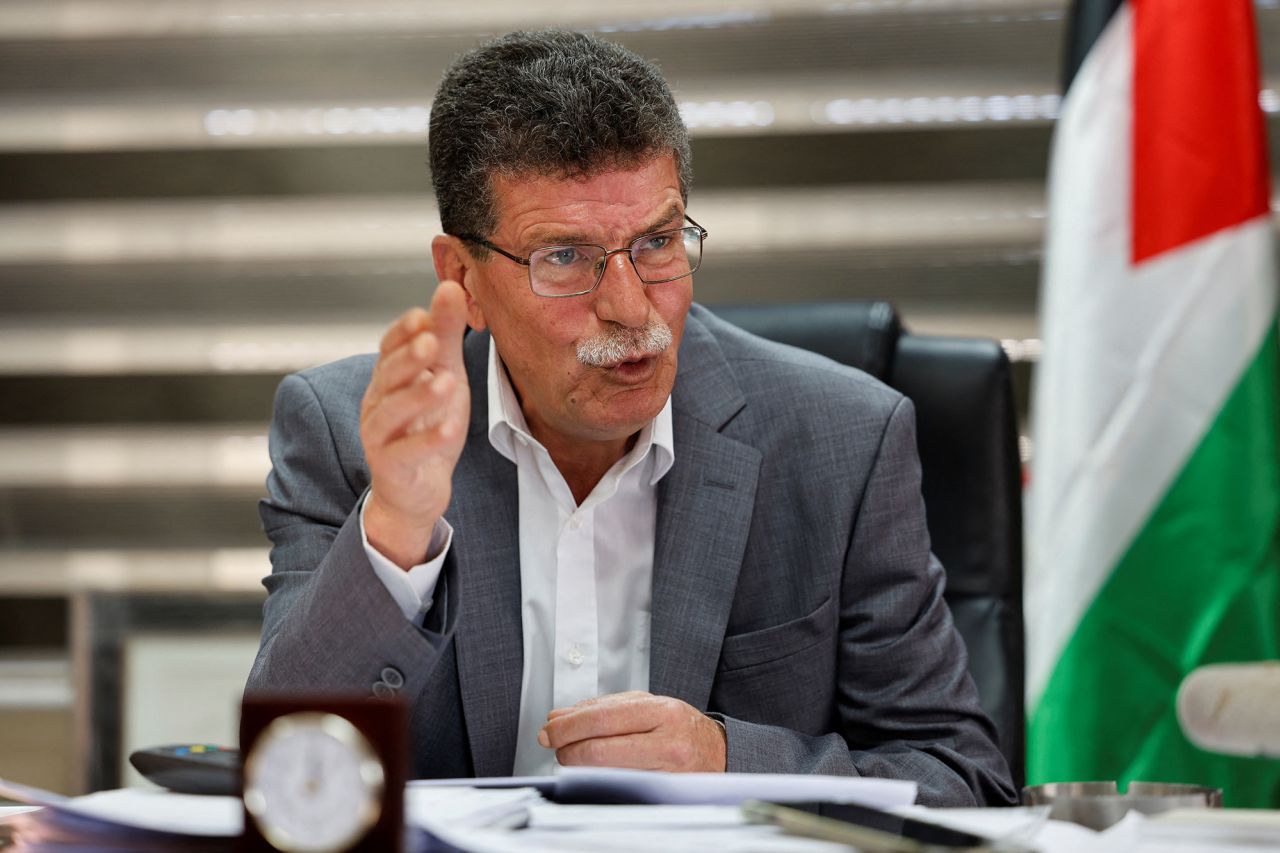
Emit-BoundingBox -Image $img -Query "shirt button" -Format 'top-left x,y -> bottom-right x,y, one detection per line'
567,645 -> 585,667
568,517 -> 582,531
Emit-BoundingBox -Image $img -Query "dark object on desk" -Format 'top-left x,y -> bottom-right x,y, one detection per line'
743,800 -> 1031,852
128,744 -> 241,796
240,694 -> 407,853
710,302 -> 1026,788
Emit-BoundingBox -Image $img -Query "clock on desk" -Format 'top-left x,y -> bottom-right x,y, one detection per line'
239,695 -> 407,853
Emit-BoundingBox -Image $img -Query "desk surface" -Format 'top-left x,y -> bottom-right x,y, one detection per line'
4,788 -> 1278,852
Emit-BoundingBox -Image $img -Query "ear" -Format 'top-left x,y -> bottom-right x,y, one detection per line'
431,235 -> 487,331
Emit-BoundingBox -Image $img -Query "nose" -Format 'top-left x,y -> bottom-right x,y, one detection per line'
592,249 -> 651,328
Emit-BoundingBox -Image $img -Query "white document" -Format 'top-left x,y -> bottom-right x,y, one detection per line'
528,804 -> 745,829
431,824 -> 851,853
0,778 -> 241,837
411,775 -> 559,794
57,788 -> 242,836
895,804 -> 1107,853
406,785 -> 545,832
0,768 -> 913,843
1140,807 -> 1280,850
1,778 -> 547,842
0,806 -> 40,818
412,767 -> 917,808
556,766 -> 917,807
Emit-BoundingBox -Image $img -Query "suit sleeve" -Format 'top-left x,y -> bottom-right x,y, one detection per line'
245,372 -> 456,702
715,397 -> 1018,808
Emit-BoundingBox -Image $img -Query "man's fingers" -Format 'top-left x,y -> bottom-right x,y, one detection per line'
362,370 -> 457,448
366,282 -> 467,408
540,693 -> 726,773
374,418 -> 468,477
358,285 -> 471,559
554,733 -> 666,771
406,372 -> 461,437
539,695 -> 665,750
544,699 -> 726,772
379,307 -> 431,357
374,279 -> 465,365
366,332 -> 442,407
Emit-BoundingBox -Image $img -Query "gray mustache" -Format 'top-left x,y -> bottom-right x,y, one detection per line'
577,320 -> 674,367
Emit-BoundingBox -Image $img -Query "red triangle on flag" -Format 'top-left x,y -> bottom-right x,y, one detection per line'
1131,0 -> 1271,265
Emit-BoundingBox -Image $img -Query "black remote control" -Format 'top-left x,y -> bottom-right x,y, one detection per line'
128,744 -> 241,796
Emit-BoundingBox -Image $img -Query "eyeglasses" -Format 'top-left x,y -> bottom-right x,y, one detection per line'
457,215 -> 707,298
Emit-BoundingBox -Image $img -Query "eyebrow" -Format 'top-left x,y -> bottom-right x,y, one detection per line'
632,204 -> 684,241
526,204 -> 684,248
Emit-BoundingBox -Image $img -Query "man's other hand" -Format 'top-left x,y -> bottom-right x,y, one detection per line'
537,691 -> 727,772
360,281 -> 470,569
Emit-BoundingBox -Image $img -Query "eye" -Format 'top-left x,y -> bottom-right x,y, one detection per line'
636,234 -> 673,252
542,246 -> 588,267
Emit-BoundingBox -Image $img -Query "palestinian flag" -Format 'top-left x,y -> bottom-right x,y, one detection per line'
1026,0 -> 1280,806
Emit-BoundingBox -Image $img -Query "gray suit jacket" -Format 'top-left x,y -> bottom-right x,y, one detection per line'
247,304 -> 1017,807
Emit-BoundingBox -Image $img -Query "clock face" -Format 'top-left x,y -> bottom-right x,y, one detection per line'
243,712 -> 385,853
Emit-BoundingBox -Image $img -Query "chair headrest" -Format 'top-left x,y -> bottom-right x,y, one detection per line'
706,302 -> 901,381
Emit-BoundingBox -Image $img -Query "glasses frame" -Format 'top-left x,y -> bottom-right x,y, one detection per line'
456,215 -> 707,298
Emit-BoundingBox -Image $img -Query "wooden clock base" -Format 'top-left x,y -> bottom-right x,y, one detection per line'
239,694 -> 408,853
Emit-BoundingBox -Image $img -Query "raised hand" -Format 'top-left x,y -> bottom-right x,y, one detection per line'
360,280 -> 471,569
538,691 -> 727,772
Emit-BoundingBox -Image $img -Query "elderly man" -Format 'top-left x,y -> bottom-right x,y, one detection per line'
247,30 -> 1016,807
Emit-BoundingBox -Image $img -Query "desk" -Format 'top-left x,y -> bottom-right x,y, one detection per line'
5,787 -> 1278,853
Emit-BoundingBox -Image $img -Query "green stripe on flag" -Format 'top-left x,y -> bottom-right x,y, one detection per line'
1029,319 -> 1280,808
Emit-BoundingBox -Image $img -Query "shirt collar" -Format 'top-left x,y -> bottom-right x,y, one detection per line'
486,335 -> 674,485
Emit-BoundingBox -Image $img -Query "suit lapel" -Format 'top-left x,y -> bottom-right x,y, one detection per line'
450,331 -> 524,776
650,309 -> 761,708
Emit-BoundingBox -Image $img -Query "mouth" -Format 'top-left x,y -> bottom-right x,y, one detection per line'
603,353 -> 659,382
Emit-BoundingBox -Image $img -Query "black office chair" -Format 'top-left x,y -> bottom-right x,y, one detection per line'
709,302 -> 1026,789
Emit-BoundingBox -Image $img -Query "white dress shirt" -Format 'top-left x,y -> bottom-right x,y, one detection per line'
361,337 -> 674,776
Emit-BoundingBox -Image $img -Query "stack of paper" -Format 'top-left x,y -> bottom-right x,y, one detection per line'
1140,808 -> 1280,850
406,785 -> 545,832
1,768 -> 920,851
0,779 -> 239,851
0,778 -> 548,852
404,769 -> 919,852
423,804 -> 854,853
411,766 -> 918,808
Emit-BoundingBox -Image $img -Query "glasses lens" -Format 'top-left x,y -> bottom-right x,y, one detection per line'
528,245 -> 606,296
631,227 -> 702,283
525,227 -> 703,296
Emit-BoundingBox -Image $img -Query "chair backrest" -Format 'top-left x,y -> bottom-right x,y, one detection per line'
708,302 -> 1026,788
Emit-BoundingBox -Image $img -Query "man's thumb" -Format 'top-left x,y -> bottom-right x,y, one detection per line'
430,280 -> 470,357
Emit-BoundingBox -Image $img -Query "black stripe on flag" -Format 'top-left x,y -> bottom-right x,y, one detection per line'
1062,0 -> 1125,93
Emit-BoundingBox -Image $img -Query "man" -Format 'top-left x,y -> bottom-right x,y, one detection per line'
247,30 -> 1016,807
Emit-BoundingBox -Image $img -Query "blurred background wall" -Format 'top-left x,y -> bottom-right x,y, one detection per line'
1,0 -> 1278,794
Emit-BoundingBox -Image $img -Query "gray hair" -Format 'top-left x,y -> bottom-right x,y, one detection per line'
428,30 -> 692,250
